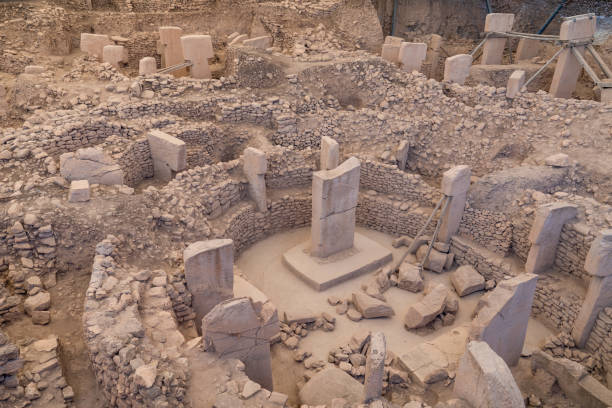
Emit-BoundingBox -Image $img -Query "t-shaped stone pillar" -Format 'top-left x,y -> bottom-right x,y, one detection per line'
398,42 -> 427,72
311,157 -> 361,258
550,15 -> 596,98
525,202 -> 578,274
147,130 -> 187,181
572,230 -> 612,347
80,33 -> 112,60
243,147 -> 267,212
102,45 -> 127,68
320,136 -> 339,170
180,34 -> 214,79
438,165 -> 471,243
184,239 -> 234,333
158,26 -> 186,76
363,332 -> 386,403
444,54 -> 473,85
481,13 -> 515,65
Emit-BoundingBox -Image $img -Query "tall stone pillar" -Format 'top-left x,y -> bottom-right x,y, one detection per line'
481,13 -> 515,65
525,202 -> 578,274
147,130 -> 186,181
243,147 -> 267,212
183,239 -> 234,333
550,15 -> 596,98
516,38 -> 540,61
395,140 -> 409,171
158,26 -> 186,76
426,34 -> 444,79
311,157 -> 361,258
398,42 -> 427,72
572,230 -> 612,347
363,332 -> 386,403
438,165 -> 471,243
102,45 -> 127,68
180,34 -> 214,79
443,54 -> 473,84
320,136 -> 339,170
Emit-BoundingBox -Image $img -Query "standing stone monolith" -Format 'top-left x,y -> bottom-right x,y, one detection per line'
202,297 -> 278,390
454,341 -> 525,408
180,34 -> 214,79
184,239 -> 234,333
516,38 -> 540,61
444,54 -> 473,84
506,69 -> 526,98
139,57 -> 157,75
439,165 -> 471,243
80,33 -> 113,59
525,202 -> 578,274
426,34 -> 443,79
481,13 -> 515,65
395,140 -> 409,170
572,230 -> 612,347
363,332 -> 386,403
550,15 -> 596,98
147,130 -> 186,181
311,157 -> 361,258
381,43 -> 401,64
102,45 -> 127,68
398,42 -> 427,72
243,147 -> 267,212
158,26 -> 186,75
320,136 -> 339,170
470,273 -> 538,366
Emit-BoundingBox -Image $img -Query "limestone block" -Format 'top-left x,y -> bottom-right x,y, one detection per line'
559,14 -> 597,41
572,274 -> 612,348
311,157 -> 360,258
482,13 -> 515,65
352,293 -> 394,319
24,292 -> 50,315
397,261 -> 424,292
416,245 -> 447,273
180,35 -> 213,79
441,165 -> 471,196
398,42 -> 427,72
320,136 -> 339,170
470,273 -> 538,366
158,26 -> 184,68
147,130 -> 186,180
68,180 -> 90,203
444,54 -> 473,84
506,69 -> 525,98
202,297 -> 277,390
102,45 -> 127,68
404,283 -> 448,329
363,332 -> 386,402
395,140 -> 409,170
243,147 -> 267,212
584,229 -> 612,277
60,148 -> 123,185
24,66 -> 45,75
398,342 -> 450,385
184,239 -> 234,332
80,33 -> 112,59
516,38 -> 541,61
454,341 -> 525,408
299,367 -> 364,405
451,265 -> 485,296
139,57 -> 157,75
243,36 -> 272,50
381,43 -> 400,64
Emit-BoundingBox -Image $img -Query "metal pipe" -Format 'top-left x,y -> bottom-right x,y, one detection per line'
538,0 -> 569,35
572,46 -> 601,84
391,0 -> 398,36
470,34 -> 489,57
521,46 -> 565,91
485,0 -> 492,14
586,45 -> 612,78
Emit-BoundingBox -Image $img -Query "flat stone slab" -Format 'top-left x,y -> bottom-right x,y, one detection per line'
283,233 -> 392,291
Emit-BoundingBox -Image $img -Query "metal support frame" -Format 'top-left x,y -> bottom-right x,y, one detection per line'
586,45 -> 612,78
521,46 -> 565,91
157,60 -> 193,74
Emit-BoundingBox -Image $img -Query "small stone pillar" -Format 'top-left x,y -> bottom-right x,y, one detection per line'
395,140 -> 409,170
320,136 -> 339,170
438,165 -> 471,243
550,15 -> 596,98
572,230 -> 612,347
381,43 -> 401,64
158,26 -> 185,74
398,42 -> 427,72
102,45 -> 127,68
147,130 -> 186,181
80,33 -> 112,59
525,202 -> 578,274
443,54 -> 473,84
516,38 -> 541,61
506,69 -> 526,98
363,332 -> 386,403
69,180 -> 90,202
184,239 -> 234,333
481,13 -> 515,65
180,34 -> 214,79
139,57 -> 157,75
601,84 -> 612,104
426,34 -> 444,79
243,147 -> 267,212
311,157 -> 361,258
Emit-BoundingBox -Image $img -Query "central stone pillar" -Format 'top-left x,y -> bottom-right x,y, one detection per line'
243,147 -> 267,212
180,34 -> 214,79
158,26 -> 187,76
311,157 -> 361,258
439,165 -> 471,243
481,13 -> 515,65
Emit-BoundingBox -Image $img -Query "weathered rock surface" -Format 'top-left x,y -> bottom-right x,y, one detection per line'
450,265 -> 485,296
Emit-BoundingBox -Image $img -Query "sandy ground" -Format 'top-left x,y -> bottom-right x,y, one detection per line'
237,226 -> 556,402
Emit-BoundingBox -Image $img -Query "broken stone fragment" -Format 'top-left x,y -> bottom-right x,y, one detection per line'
450,265 -> 485,296
24,291 -> 50,315
397,261 -> 424,292
404,283 -> 448,329
351,293 -> 394,319
134,363 -> 157,388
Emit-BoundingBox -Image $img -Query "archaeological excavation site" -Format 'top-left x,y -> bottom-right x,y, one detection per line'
1,0 -> 612,407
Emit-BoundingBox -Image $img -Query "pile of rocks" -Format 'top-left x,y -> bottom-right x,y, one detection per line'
0,329 -> 23,402
404,283 -> 458,331
279,310 -> 336,350
327,331 -> 409,392
6,215 -> 57,274
541,332 -> 600,373
23,276 -> 51,325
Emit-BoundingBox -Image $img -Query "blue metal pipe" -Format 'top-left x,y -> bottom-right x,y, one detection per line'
391,0 -> 398,36
538,0 -> 569,34
485,0 -> 492,14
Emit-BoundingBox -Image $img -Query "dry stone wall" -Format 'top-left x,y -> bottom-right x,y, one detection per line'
458,206 -> 512,256
450,235 -> 514,283
532,273 -> 583,332
585,307 -> 612,374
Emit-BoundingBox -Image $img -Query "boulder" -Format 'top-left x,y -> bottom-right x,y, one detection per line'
24,292 -> 50,315
60,147 -> 123,185
404,284 -> 448,329
450,265 -> 485,296
398,261 -> 424,292
416,245 -> 447,273
398,342 -> 450,385
352,293 -> 394,318
299,366 -> 364,405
